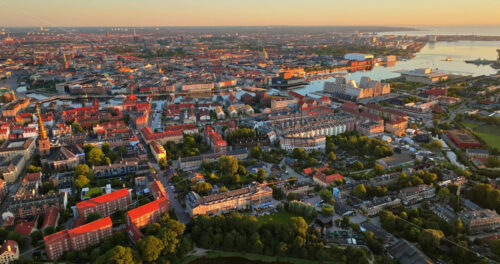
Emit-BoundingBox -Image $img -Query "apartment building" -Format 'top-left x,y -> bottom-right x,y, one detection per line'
44,217 -> 113,260
75,189 -> 132,220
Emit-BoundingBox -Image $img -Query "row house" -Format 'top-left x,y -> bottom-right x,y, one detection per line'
92,159 -> 140,179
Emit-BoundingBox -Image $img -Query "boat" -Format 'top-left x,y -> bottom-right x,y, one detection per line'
442,57 -> 453,61
465,58 -> 495,65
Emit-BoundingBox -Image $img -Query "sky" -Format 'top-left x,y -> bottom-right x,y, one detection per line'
0,0 -> 499,27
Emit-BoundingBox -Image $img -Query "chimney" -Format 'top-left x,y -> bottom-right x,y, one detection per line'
7,245 -> 10,251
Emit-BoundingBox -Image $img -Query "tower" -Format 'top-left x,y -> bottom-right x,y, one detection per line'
63,54 -> 69,69
36,104 -> 51,156
260,48 -> 268,60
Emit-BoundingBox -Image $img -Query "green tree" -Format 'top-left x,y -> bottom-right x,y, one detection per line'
30,230 -> 43,246
238,165 -> 247,176
74,164 -> 92,178
27,165 -> 42,173
136,236 -> 164,262
74,175 -> 90,189
287,193 -> 298,201
398,172 -> 409,186
319,189 -> 334,204
291,148 -> 308,160
195,182 -> 212,195
321,206 -> 334,216
353,184 -> 367,198
487,156 -> 500,168
373,164 -> 385,175
71,122 -> 84,134
86,212 -> 101,223
250,145 -> 262,160
158,158 -> 167,170
157,217 -> 185,255
437,187 -> 451,201
218,155 -> 239,175
88,147 -> 105,165
419,229 -> 444,254
257,168 -> 266,180
43,226 -> 56,236
96,246 -> 137,264
328,152 -> 337,163
354,161 -> 364,170
411,175 -> 424,185
430,139 -> 443,149
117,146 -> 128,157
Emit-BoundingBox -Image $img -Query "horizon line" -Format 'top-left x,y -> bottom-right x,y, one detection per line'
2,24 -> 500,29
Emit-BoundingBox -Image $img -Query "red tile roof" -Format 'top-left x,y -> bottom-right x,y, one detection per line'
204,126 -> 227,147
14,221 -> 36,236
42,206 -> 59,229
24,172 -> 42,182
150,180 -> 168,200
44,229 -> 69,245
126,197 -> 168,222
76,189 -> 130,210
141,127 -> 183,141
44,217 -> 113,245
150,141 -> 165,155
0,240 -> 18,255
69,216 -> 112,236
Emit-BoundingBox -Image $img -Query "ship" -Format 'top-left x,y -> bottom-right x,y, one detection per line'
464,58 -> 495,65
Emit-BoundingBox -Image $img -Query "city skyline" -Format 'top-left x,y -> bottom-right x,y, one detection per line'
0,0 -> 499,27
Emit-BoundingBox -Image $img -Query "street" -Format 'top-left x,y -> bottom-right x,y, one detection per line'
159,175 -> 191,224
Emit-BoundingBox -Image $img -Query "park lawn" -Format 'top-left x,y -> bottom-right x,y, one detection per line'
82,187 -> 102,199
474,128 -> 500,149
258,212 -> 311,225
183,250 -> 340,264
461,121 -> 500,149
461,121 -> 481,130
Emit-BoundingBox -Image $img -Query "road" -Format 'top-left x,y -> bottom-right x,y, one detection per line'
282,163 -> 313,183
150,161 -> 191,224
159,175 -> 191,224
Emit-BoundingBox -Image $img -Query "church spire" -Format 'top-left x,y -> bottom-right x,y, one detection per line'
37,104 -> 48,140
37,104 -> 51,155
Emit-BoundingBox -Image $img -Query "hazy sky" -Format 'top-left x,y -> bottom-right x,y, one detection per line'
0,0 -> 499,27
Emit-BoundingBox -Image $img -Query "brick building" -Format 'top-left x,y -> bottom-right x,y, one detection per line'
446,130 -> 481,148
76,189 -> 131,220
44,217 -> 113,261
126,197 -> 169,229
204,125 -> 227,153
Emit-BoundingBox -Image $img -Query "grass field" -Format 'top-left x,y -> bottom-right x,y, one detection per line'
462,120 -> 500,149
461,121 -> 480,130
82,187 -> 102,199
258,212 -> 310,225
